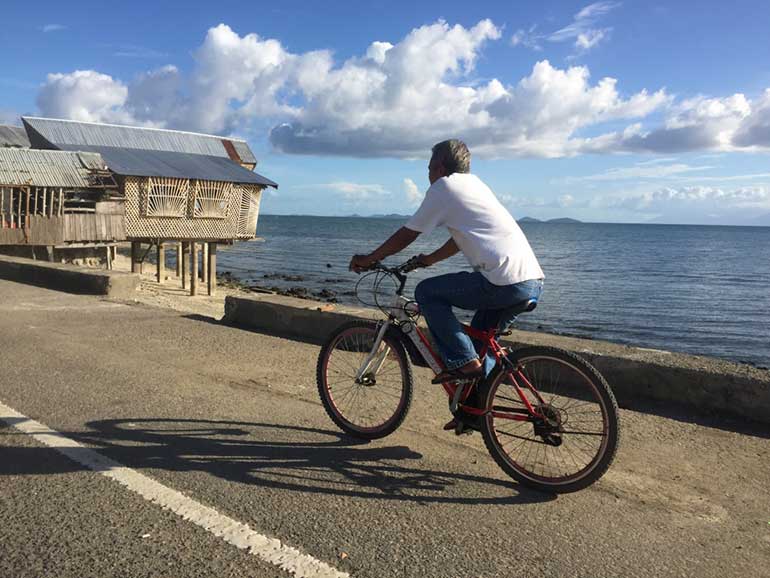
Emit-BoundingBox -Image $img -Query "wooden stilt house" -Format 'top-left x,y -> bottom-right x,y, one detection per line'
0,146 -> 123,260
19,117 -> 277,295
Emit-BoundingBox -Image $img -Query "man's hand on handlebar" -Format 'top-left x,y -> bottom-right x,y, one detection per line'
349,254 -> 378,273
401,254 -> 431,272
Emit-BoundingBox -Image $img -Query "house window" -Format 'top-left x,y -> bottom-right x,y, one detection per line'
144,177 -> 189,218
237,185 -> 262,237
192,180 -> 231,219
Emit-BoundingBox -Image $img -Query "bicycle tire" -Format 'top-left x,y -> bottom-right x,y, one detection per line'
479,346 -> 620,493
316,320 -> 413,440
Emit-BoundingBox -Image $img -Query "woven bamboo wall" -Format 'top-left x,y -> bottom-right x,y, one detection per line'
123,176 -> 263,240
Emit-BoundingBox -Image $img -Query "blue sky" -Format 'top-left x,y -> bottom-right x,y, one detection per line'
2,0 -> 770,224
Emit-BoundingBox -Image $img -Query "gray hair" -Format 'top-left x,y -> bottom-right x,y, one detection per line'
431,139 -> 470,175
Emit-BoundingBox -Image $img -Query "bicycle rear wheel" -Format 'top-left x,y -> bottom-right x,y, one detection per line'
316,320 -> 413,440
480,346 -> 620,493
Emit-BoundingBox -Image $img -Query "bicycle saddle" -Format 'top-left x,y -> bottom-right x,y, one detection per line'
489,299 -> 538,336
505,298 -> 538,316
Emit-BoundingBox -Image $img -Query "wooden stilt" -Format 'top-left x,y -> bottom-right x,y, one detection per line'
190,241 -> 198,296
46,246 -> 54,262
131,241 -> 142,273
181,242 -> 189,289
157,242 -> 165,283
207,243 -> 217,296
106,245 -> 112,270
201,242 -> 208,282
176,242 -> 182,277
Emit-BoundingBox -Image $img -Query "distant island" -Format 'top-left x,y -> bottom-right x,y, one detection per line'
517,217 -> 583,224
353,214 -> 584,222
263,213 -> 583,223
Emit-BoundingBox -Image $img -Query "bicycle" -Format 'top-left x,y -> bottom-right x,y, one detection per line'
316,260 -> 620,493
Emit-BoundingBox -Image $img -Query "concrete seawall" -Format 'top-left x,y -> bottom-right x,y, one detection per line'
224,293 -> 770,425
0,255 -> 139,298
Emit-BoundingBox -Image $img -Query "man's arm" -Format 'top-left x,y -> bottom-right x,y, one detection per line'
420,238 -> 459,266
349,227 -> 420,271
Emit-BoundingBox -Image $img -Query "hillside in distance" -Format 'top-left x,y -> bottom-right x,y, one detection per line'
517,217 -> 583,224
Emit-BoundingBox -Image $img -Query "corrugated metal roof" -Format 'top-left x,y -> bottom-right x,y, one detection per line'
58,145 -> 277,187
22,116 -> 257,164
0,125 -> 30,148
0,149 -> 104,187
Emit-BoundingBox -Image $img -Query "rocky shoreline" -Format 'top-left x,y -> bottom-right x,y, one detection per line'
220,271 -> 351,304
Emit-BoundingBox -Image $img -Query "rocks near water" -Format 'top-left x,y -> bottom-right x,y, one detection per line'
221,270 -> 343,303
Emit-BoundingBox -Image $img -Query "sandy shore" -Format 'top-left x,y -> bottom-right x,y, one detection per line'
109,249 -> 253,320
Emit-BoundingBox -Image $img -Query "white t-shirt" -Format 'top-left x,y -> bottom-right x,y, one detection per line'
405,173 -> 544,286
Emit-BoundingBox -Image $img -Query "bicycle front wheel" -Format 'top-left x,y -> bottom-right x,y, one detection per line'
316,320 -> 413,439
480,346 -> 620,493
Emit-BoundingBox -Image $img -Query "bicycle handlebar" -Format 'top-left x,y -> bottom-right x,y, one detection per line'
361,257 -> 426,294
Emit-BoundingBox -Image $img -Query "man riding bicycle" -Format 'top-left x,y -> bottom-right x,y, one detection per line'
349,139 -> 544,427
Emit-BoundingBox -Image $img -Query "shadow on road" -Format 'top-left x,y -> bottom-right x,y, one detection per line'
1,418 -> 555,505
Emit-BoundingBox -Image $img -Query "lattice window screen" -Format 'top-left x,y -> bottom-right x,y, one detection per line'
237,186 -> 262,238
144,177 -> 189,218
193,180 -> 231,219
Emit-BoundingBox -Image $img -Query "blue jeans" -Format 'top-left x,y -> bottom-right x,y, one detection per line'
415,272 -> 543,375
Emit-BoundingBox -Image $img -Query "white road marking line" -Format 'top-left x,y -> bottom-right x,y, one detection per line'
0,402 -> 350,578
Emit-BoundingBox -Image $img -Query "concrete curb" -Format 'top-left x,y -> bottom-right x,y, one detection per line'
0,255 -> 140,298
224,293 -> 770,425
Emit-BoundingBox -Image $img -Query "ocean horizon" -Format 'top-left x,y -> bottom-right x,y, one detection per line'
260,213 -> 770,228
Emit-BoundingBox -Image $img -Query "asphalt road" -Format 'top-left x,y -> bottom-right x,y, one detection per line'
1,279 -> 768,578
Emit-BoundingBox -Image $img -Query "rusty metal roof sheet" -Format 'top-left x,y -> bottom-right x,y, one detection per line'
0,149 -> 105,187
0,125 -> 30,148
22,116 -> 257,164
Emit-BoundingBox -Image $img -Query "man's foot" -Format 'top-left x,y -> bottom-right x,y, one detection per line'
442,412 -> 482,435
443,417 -> 473,435
431,362 -> 484,384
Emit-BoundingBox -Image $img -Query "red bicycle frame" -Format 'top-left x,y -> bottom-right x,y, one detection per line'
411,321 -> 547,422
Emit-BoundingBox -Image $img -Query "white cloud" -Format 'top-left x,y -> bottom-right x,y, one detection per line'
513,2 -> 619,56
113,44 -> 168,59
366,41 -> 394,64
575,29 -> 607,51
511,26 -> 542,51
608,185 -> 770,212
36,70 -> 133,124
564,162 -> 713,182
558,194 -> 575,207
33,20 -> 770,159
310,181 -> 390,200
41,24 -> 66,33
403,178 -> 422,205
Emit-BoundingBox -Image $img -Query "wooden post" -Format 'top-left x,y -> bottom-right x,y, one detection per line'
189,241 -> 198,296
201,242 -> 208,282
181,242 -> 189,289
176,242 -> 182,277
105,245 -> 112,270
131,241 -> 142,273
25,188 -> 30,229
46,246 -> 54,262
207,243 -> 217,296
156,242 -> 165,283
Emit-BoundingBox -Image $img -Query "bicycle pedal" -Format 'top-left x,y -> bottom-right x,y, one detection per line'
454,420 -> 476,436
